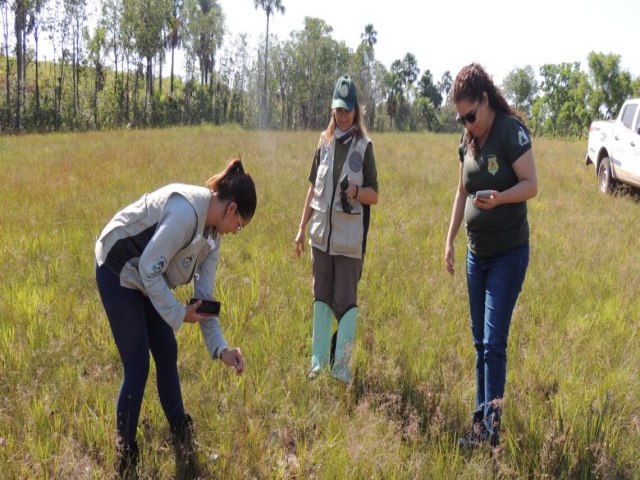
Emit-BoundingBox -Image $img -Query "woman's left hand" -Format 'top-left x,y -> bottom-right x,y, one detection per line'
220,347 -> 244,374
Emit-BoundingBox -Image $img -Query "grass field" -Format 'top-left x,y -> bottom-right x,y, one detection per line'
1,126 -> 639,479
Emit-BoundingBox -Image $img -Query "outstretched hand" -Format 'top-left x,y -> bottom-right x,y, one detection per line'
220,347 -> 244,374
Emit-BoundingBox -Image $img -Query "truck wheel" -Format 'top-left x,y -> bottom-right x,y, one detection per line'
598,157 -> 616,194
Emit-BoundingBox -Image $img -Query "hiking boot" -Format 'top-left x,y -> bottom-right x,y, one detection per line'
458,409 -> 489,450
485,404 -> 502,448
170,414 -> 201,479
115,440 -> 139,479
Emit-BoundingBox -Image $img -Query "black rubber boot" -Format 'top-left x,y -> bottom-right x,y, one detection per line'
170,414 -> 200,479
115,440 -> 139,480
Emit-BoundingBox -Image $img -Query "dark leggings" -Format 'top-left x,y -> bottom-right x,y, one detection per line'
96,264 -> 186,446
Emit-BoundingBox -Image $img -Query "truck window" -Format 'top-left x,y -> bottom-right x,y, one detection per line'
621,104 -> 637,130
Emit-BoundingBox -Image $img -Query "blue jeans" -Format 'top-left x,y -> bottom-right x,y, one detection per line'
466,243 -> 529,420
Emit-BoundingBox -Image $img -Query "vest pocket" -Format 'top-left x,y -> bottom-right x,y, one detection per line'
308,209 -> 328,245
331,211 -> 363,256
313,164 -> 330,201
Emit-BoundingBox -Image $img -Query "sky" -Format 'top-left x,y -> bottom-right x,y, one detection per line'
215,0 -> 640,85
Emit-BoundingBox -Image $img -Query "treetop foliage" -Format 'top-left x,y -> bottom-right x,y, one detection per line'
0,0 -> 637,136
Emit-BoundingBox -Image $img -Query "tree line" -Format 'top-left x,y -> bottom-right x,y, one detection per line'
1,0 -> 639,136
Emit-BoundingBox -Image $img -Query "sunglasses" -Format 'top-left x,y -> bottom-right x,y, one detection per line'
456,101 -> 481,125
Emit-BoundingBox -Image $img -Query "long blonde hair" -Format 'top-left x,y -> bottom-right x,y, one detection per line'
321,102 -> 368,146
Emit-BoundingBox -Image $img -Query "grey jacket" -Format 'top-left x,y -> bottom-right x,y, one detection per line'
95,184 -> 228,359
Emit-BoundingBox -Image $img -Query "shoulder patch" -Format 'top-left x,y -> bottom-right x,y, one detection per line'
152,257 -> 168,274
518,127 -> 530,146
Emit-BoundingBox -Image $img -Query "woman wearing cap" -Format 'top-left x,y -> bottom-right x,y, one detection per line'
294,75 -> 379,383
445,63 -> 537,448
95,158 -> 256,477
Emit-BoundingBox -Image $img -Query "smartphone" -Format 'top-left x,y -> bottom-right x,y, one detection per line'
475,190 -> 493,199
188,298 -> 221,315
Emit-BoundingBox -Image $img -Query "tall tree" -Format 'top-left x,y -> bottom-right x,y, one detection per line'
438,70 -> 452,104
539,62 -> 585,136
63,0 -> 87,126
123,0 -> 170,113
399,52 -> 419,97
360,23 -> 376,48
1,0 -> 11,126
100,0 -> 123,89
502,65 -> 538,116
183,0 -> 223,87
86,25 -> 107,128
417,69 -> 442,109
29,0 -> 47,130
587,51 -> 632,119
253,0 -> 284,128
289,17 -> 347,129
386,61 -> 404,129
632,76 -> 640,97
166,0 -> 183,95
356,24 -> 377,129
13,0 -> 29,129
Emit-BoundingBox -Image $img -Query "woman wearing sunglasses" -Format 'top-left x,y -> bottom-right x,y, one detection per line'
95,158 -> 256,478
445,63 -> 538,449
294,74 -> 379,384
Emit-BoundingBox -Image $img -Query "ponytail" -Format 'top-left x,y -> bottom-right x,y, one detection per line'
207,158 -> 257,220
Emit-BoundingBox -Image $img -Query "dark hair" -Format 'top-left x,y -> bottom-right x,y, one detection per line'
206,158 -> 257,220
453,63 -> 523,157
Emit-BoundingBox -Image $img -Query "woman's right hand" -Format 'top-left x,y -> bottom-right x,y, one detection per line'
184,301 -> 205,323
294,229 -> 305,257
445,243 -> 455,275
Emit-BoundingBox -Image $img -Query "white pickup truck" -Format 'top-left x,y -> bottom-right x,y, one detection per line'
586,98 -> 640,193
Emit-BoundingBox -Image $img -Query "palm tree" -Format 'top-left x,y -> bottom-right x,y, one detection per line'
167,0 -> 184,95
400,53 -> 420,92
360,23 -> 377,48
253,0 -> 285,127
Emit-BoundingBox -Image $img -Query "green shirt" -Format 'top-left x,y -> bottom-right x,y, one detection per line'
309,139 -> 378,192
460,112 -> 532,257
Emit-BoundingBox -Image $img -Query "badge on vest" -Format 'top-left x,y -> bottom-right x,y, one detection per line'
349,150 -> 363,172
182,255 -> 194,270
487,155 -> 499,175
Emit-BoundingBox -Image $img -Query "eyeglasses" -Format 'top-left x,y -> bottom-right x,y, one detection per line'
235,212 -> 245,233
456,101 -> 481,125
225,201 -> 245,233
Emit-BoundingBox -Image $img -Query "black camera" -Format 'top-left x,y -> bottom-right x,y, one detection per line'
339,174 -> 352,214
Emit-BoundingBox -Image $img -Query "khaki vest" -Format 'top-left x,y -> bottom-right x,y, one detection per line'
308,133 -> 370,258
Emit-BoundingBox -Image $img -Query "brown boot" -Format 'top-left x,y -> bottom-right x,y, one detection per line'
170,414 -> 201,479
